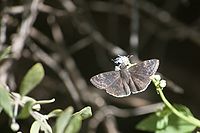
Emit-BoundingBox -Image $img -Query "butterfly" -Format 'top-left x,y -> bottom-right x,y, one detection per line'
90,55 -> 159,97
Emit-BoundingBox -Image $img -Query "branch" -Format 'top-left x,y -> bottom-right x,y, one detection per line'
12,0 -> 42,59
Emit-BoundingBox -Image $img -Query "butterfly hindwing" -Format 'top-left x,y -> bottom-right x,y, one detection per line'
90,71 -> 131,97
105,78 -> 131,97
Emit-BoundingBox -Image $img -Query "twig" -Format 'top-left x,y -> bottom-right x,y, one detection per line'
38,3 -> 67,17
12,0 -> 43,59
0,14 -> 8,46
28,41 -> 83,108
89,1 -> 130,17
4,6 -> 24,14
61,0 -> 127,56
159,73 -> 184,94
128,0 -> 139,55
69,35 -> 93,54
139,0 -> 200,46
30,27 -> 55,51
88,103 -> 163,133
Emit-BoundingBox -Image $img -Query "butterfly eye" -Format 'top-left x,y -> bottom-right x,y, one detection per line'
116,62 -> 121,65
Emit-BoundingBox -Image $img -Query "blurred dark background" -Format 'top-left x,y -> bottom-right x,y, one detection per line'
0,0 -> 200,132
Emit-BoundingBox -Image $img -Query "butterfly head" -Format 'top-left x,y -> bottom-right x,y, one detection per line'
113,55 -> 134,70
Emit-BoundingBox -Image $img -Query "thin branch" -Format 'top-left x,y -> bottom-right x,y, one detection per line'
89,1 -> 130,17
128,0 -> 140,55
30,27 -> 55,51
0,14 -> 8,46
12,0 -> 43,59
38,3 -> 67,17
159,73 -> 184,94
69,35 -> 93,54
4,6 -> 24,14
28,41 -> 83,108
88,103 -> 163,133
139,0 -> 200,46
62,1 -> 127,56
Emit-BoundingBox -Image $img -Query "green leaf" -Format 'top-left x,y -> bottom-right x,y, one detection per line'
17,101 -> 34,119
156,105 -> 196,133
136,104 -> 196,133
64,115 -> 82,133
54,106 -> 74,133
173,104 -> 193,116
64,106 -> 92,133
30,121 -> 41,133
19,63 -> 45,96
136,113 -> 160,132
47,109 -> 63,118
73,106 -> 92,120
0,46 -> 11,61
156,115 -> 169,129
0,107 -> 3,115
0,84 -> 13,117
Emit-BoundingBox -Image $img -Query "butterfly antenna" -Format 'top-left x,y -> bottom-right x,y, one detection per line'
127,55 -> 133,58
111,59 -> 115,63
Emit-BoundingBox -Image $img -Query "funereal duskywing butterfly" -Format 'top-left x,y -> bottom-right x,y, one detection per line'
90,55 -> 159,97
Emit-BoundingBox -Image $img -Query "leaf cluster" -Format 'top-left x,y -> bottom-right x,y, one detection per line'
136,103 -> 196,133
0,48 -> 92,133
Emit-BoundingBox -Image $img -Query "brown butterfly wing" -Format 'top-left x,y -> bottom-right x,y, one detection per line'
129,59 -> 159,93
105,78 -> 131,97
90,71 -> 131,97
90,71 -> 120,89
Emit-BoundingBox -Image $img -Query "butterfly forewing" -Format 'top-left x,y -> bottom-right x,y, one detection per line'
129,59 -> 159,93
90,71 -> 120,89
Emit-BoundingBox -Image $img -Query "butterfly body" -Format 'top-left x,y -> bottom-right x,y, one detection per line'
90,55 -> 159,97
